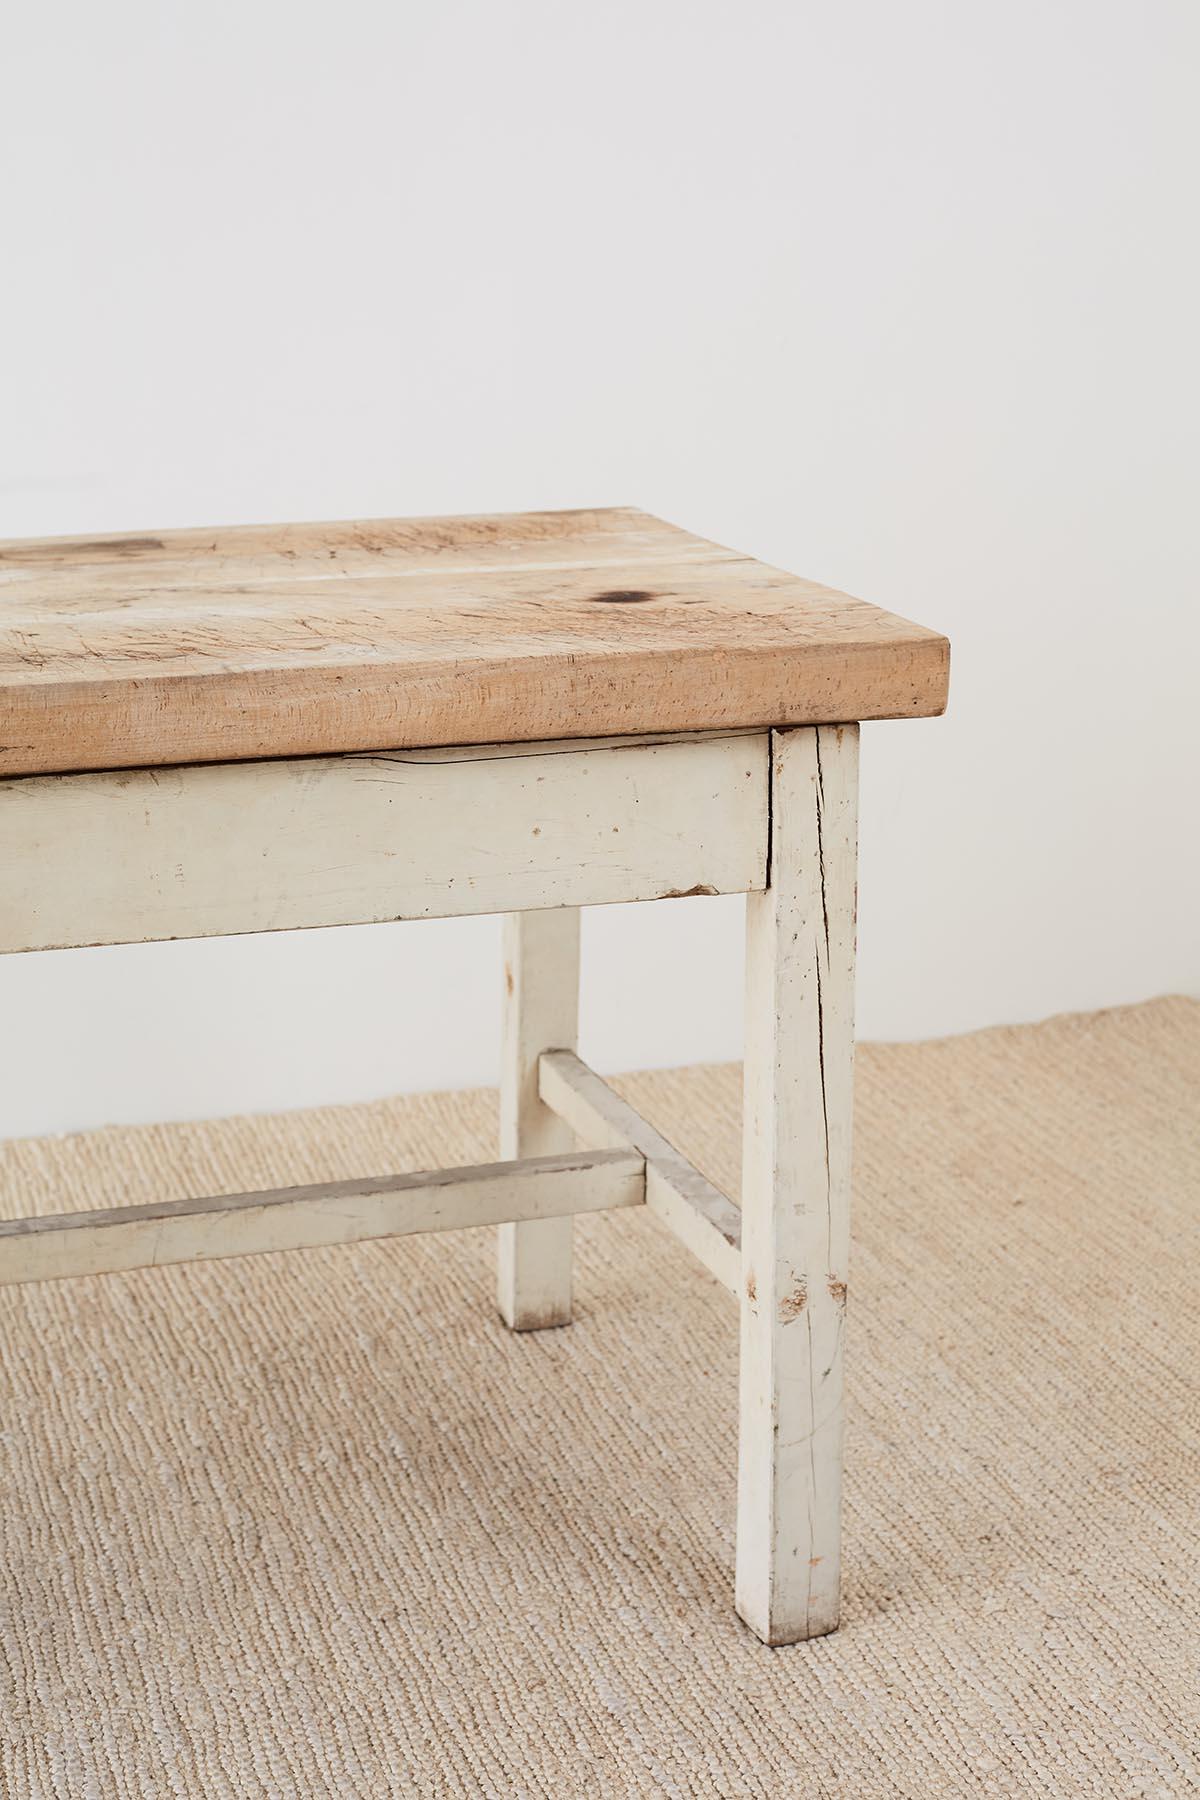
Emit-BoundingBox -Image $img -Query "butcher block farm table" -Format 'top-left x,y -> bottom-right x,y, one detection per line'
0,507 -> 948,1646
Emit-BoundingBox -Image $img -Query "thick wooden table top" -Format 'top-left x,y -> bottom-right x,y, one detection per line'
0,507 -> 949,776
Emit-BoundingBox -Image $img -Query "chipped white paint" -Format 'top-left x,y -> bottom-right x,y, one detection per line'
539,1049 -> 741,1293
736,724 -> 859,1645
498,909 -> 581,1330
0,700 -> 881,1645
0,730 -> 768,954
0,1148 -> 646,1286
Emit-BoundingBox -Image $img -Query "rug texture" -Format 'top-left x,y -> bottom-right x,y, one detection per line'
1,997 -> 1197,1798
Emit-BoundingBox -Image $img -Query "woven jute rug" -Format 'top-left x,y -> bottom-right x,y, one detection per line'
1,998 -> 1197,1798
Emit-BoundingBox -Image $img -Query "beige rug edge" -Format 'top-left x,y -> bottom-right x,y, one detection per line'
1,995 -> 1197,1798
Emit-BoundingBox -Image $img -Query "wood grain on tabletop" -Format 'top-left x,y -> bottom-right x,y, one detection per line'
0,507 -> 950,775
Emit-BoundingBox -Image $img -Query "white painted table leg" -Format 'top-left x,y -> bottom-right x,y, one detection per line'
736,724 -> 859,1645
497,908 -> 581,1329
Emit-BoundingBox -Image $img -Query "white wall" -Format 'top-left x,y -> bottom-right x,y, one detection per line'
3,1 -> 1197,1137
